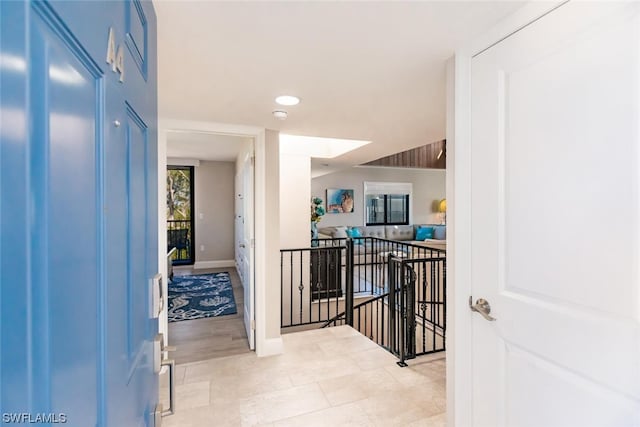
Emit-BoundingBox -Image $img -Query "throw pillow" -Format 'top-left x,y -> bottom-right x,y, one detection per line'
415,226 -> 435,241
433,225 -> 446,240
347,227 -> 364,244
333,228 -> 348,238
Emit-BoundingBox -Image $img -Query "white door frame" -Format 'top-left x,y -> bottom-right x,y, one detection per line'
237,147 -> 256,350
158,118 -> 275,357
448,2 -> 566,426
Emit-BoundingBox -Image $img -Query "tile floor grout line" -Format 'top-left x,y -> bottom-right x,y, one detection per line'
268,397 -> 374,426
161,325 -> 446,427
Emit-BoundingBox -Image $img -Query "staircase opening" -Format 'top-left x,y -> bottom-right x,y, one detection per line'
280,237 -> 446,365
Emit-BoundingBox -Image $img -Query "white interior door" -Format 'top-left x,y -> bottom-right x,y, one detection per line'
235,171 -> 244,283
468,3 -> 640,426
236,150 -> 255,350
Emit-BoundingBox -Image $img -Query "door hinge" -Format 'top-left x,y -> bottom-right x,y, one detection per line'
250,156 -> 255,166
250,238 -> 255,248
251,319 -> 256,330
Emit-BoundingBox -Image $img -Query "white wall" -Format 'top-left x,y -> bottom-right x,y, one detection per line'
279,153 -> 312,326
445,55 -> 459,427
279,153 -> 311,249
311,167 -> 446,227
256,129 -> 283,355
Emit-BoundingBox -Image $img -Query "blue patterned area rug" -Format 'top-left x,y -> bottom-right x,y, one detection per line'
168,272 -> 237,322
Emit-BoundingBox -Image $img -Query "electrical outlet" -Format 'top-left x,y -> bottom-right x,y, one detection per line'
199,213 -> 204,220
200,245 -> 205,252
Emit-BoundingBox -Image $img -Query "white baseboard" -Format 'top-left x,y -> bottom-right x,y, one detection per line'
257,336 -> 284,357
193,260 -> 236,269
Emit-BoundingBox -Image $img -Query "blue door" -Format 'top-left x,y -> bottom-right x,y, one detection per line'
0,1 -> 158,426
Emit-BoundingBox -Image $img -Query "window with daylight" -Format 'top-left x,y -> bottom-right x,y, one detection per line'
364,182 -> 412,226
167,165 -> 195,265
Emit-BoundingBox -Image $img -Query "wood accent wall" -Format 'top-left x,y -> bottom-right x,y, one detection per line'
363,140 -> 446,169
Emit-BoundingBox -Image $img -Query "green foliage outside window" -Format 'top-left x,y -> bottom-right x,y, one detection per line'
167,167 -> 191,220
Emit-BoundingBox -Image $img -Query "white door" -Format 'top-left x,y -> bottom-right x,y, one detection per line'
236,150 -> 256,350
235,171 -> 244,283
467,3 -> 640,426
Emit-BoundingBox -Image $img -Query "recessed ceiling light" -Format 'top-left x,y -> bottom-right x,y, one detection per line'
272,110 -> 288,120
275,95 -> 300,106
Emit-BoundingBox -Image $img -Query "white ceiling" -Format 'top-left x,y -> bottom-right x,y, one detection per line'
155,1 -> 523,168
166,131 -> 251,162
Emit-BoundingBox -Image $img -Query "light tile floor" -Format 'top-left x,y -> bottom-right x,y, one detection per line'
160,326 -> 446,427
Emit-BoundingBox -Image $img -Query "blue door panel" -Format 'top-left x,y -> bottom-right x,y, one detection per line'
1,1 -> 158,425
48,1 -> 118,75
127,106 -> 149,365
30,9 -> 101,423
122,0 -> 157,137
126,0 -> 148,79
104,83 -> 132,426
0,1 -> 30,413
126,104 -> 155,427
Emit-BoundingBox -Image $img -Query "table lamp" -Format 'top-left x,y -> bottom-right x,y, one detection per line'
438,198 -> 447,224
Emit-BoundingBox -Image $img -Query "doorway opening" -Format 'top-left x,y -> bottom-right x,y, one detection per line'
164,130 -> 256,364
167,165 -> 195,265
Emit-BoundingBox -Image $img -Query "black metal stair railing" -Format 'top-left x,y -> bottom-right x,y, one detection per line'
320,265 -> 411,364
167,219 -> 192,264
320,253 -> 446,366
408,256 -> 447,358
388,255 -> 447,365
280,236 -> 446,365
280,237 -> 445,310
322,291 -> 389,335
390,256 -> 415,366
279,243 -> 350,328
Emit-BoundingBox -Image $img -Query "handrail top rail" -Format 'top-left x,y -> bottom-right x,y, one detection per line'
364,236 -> 446,252
389,256 -> 448,265
280,245 -> 347,253
280,236 -> 446,254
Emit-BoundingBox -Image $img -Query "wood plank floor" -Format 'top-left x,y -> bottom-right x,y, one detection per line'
168,266 -> 252,364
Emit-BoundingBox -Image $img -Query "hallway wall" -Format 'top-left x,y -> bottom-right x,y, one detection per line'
311,167 -> 445,227
194,160 -> 236,264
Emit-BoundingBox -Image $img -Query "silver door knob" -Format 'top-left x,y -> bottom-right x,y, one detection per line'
239,243 -> 246,248
469,296 -> 496,321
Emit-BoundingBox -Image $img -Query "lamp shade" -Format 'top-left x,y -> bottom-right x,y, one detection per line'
438,199 -> 447,213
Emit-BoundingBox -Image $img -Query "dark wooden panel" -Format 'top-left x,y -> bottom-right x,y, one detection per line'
364,140 -> 446,169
